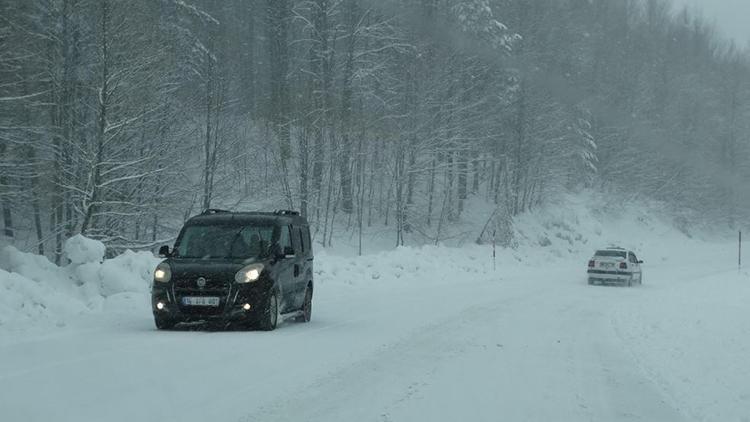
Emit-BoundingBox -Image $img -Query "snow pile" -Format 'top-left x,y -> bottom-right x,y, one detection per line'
64,234 -> 106,264
0,236 -> 161,328
69,249 -> 160,298
314,244 -> 499,289
0,268 -> 89,329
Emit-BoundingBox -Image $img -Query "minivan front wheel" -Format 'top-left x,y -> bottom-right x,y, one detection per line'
154,315 -> 175,330
259,292 -> 278,331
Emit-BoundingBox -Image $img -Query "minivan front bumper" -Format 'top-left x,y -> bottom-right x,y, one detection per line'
151,282 -> 269,323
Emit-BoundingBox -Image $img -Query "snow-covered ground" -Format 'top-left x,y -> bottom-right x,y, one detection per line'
1,197 -> 748,422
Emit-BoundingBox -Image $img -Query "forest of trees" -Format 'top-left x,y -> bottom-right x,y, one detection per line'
1,0 -> 749,260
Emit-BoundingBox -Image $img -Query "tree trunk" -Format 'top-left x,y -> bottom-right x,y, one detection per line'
338,0 -> 357,215
457,147 -> 468,216
426,154 -> 436,227
1,199 -> 12,238
80,0 -> 109,235
395,145 -> 405,246
471,153 -> 480,194
308,0 -> 329,222
321,133 -> 337,246
266,0 -> 293,208
202,47 -> 214,210
512,78 -> 527,216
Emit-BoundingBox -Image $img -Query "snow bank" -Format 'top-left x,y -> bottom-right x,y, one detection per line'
314,244 -> 499,289
64,234 -> 106,264
0,268 -> 88,329
0,239 -> 161,329
71,249 -> 160,298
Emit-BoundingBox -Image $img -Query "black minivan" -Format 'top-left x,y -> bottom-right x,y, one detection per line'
151,209 -> 314,330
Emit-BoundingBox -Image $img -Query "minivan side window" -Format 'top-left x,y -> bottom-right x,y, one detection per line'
304,226 -> 312,252
290,225 -> 303,253
297,227 -> 305,253
280,225 -> 293,254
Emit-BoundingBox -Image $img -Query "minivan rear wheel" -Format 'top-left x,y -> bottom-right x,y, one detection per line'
295,287 -> 312,323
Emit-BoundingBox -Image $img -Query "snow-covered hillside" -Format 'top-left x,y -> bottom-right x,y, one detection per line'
0,196 -> 747,421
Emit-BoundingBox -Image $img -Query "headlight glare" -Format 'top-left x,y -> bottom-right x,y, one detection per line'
235,263 -> 264,283
154,262 -> 172,283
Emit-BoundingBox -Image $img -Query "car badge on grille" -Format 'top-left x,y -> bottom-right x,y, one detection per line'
196,277 -> 207,288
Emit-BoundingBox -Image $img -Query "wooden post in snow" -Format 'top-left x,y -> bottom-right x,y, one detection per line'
493,230 -> 497,272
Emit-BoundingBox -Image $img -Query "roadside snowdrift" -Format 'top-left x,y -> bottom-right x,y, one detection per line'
0,236 -> 159,328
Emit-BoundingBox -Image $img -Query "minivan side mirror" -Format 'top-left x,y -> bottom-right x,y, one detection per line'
637,260 -> 644,264
269,243 -> 295,261
158,245 -> 171,257
269,243 -> 284,260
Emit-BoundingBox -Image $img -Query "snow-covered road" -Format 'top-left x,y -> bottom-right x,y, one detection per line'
1,245 -> 748,422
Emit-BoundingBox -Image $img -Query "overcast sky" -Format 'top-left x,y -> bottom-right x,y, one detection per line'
671,0 -> 750,47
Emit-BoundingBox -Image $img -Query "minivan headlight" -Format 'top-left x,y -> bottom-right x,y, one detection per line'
235,263 -> 264,283
154,262 -> 172,283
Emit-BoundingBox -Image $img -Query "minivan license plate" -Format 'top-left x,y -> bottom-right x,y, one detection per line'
181,296 -> 220,307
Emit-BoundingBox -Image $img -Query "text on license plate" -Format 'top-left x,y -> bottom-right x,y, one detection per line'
601,263 -> 614,268
181,296 -> 220,307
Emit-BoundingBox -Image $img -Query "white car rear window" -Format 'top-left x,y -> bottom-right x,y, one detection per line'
595,250 -> 627,258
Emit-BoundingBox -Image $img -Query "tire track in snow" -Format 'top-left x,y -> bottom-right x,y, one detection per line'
236,281 -> 556,422
243,272 -> 687,422
608,264 -> 746,422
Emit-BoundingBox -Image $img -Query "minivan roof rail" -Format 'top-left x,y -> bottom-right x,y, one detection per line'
273,209 -> 300,216
202,208 -> 231,215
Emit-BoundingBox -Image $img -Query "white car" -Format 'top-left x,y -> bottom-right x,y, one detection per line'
587,247 -> 643,286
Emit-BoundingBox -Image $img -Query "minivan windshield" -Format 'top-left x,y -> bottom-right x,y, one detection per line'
174,224 -> 275,259
594,250 -> 627,258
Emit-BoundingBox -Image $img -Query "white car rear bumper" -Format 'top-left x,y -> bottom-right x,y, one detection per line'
587,270 -> 632,283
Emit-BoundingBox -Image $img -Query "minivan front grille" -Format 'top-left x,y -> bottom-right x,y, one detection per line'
174,276 -> 230,290
173,277 -> 232,316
